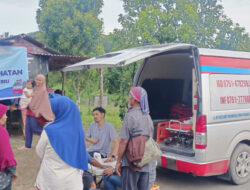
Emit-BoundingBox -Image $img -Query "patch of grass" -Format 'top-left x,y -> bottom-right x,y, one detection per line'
80,105 -> 122,132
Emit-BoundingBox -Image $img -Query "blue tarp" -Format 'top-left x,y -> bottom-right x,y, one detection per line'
0,46 -> 28,100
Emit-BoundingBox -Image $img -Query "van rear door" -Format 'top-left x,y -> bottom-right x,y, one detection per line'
63,44 -> 196,71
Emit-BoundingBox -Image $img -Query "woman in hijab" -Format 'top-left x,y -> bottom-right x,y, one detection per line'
35,96 -> 88,190
0,104 -> 17,190
18,74 -> 54,150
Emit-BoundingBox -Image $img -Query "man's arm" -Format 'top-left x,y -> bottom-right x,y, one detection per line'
9,98 -> 18,112
111,137 -> 119,156
105,137 -> 119,162
85,136 -> 99,144
115,138 -> 128,176
85,125 -> 99,144
115,114 -> 131,176
103,167 -> 115,177
88,152 -> 111,169
90,158 -> 110,169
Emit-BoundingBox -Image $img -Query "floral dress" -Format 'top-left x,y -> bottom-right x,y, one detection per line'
0,166 -> 16,190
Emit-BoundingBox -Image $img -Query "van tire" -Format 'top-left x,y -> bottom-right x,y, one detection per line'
228,143 -> 250,185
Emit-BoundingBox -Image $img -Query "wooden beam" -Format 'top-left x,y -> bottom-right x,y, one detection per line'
61,71 -> 66,96
99,68 -> 103,107
46,74 -> 49,87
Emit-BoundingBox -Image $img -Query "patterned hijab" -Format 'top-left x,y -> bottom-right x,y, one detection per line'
129,87 -> 150,114
29,74 -> 54,121
0,104 -> 17,171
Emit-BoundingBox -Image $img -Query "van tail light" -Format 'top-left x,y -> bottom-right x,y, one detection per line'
195,115 -> 207,149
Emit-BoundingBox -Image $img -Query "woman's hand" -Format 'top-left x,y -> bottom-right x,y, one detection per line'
12,174 -> 18,182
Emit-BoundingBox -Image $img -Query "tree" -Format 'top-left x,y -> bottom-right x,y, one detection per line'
117,0 -> 250,50
37,0 -> 104,106
37,0 -> 103,56
103,63 -> 139,118
215,16 -> 250,51
68,70 -> 99,108
103,0 -> 250,118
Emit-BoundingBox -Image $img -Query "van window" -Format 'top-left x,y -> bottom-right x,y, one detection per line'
142,79 -> 184,119
136,51 -> 194,120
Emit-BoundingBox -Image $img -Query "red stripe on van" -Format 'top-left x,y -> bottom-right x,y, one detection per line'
200,55 -> 250,69
161,156 -> 167,168
176,160 -> 229,176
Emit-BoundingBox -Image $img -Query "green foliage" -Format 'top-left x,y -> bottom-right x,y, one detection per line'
37,0 -> 104,56
117,0 -> 250,50
47,70 -> 100,103
215,17 -> 250,51
80,104 -> 122,132
27,31 -> 46,44
67,70 -> 99,100
37,0 -> 104,106
103,63 -> 139,118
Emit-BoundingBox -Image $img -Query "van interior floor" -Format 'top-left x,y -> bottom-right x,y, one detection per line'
159,142 -> 195,157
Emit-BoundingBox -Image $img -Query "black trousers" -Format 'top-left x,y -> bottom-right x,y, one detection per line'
82,172 -> 94,190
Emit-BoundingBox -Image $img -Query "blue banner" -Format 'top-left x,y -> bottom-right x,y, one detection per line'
0,46 -> 28,100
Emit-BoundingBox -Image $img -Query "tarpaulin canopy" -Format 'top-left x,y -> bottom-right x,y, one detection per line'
0,46 -> 28,100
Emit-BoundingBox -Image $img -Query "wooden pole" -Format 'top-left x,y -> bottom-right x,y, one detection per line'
61,71 -> 66,96
99,68 -> 103,107
46,74 -> 49,88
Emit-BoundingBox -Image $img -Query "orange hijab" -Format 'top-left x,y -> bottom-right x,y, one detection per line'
28,74 -> 54,121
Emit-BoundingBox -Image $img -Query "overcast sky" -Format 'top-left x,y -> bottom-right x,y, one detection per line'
0,0 -> 249,35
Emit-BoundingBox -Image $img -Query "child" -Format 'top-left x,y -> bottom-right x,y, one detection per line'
19,80 -> 34,138
0,104 -> 18,190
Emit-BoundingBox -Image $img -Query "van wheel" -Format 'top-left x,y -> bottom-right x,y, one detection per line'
228,143 -> 250,185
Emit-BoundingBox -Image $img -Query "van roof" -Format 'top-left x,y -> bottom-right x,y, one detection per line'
199,48 -> 250,59
63,43 -> 195,71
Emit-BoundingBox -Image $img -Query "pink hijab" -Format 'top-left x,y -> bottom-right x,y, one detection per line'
0,104 -> 17,171
29,74 -> 54,121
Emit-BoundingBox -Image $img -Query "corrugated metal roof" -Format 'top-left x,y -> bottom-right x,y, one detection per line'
0,34 -> 89,71
3,33 -> 59,54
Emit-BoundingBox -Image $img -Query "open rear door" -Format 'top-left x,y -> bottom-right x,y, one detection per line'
63,43 -> 195,71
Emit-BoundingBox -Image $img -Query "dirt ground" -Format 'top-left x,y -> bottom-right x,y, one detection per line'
10,134 -> 106,190
10,135 -> 40,190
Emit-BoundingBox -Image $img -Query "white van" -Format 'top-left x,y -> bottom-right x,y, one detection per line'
64,43 -> 250,184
